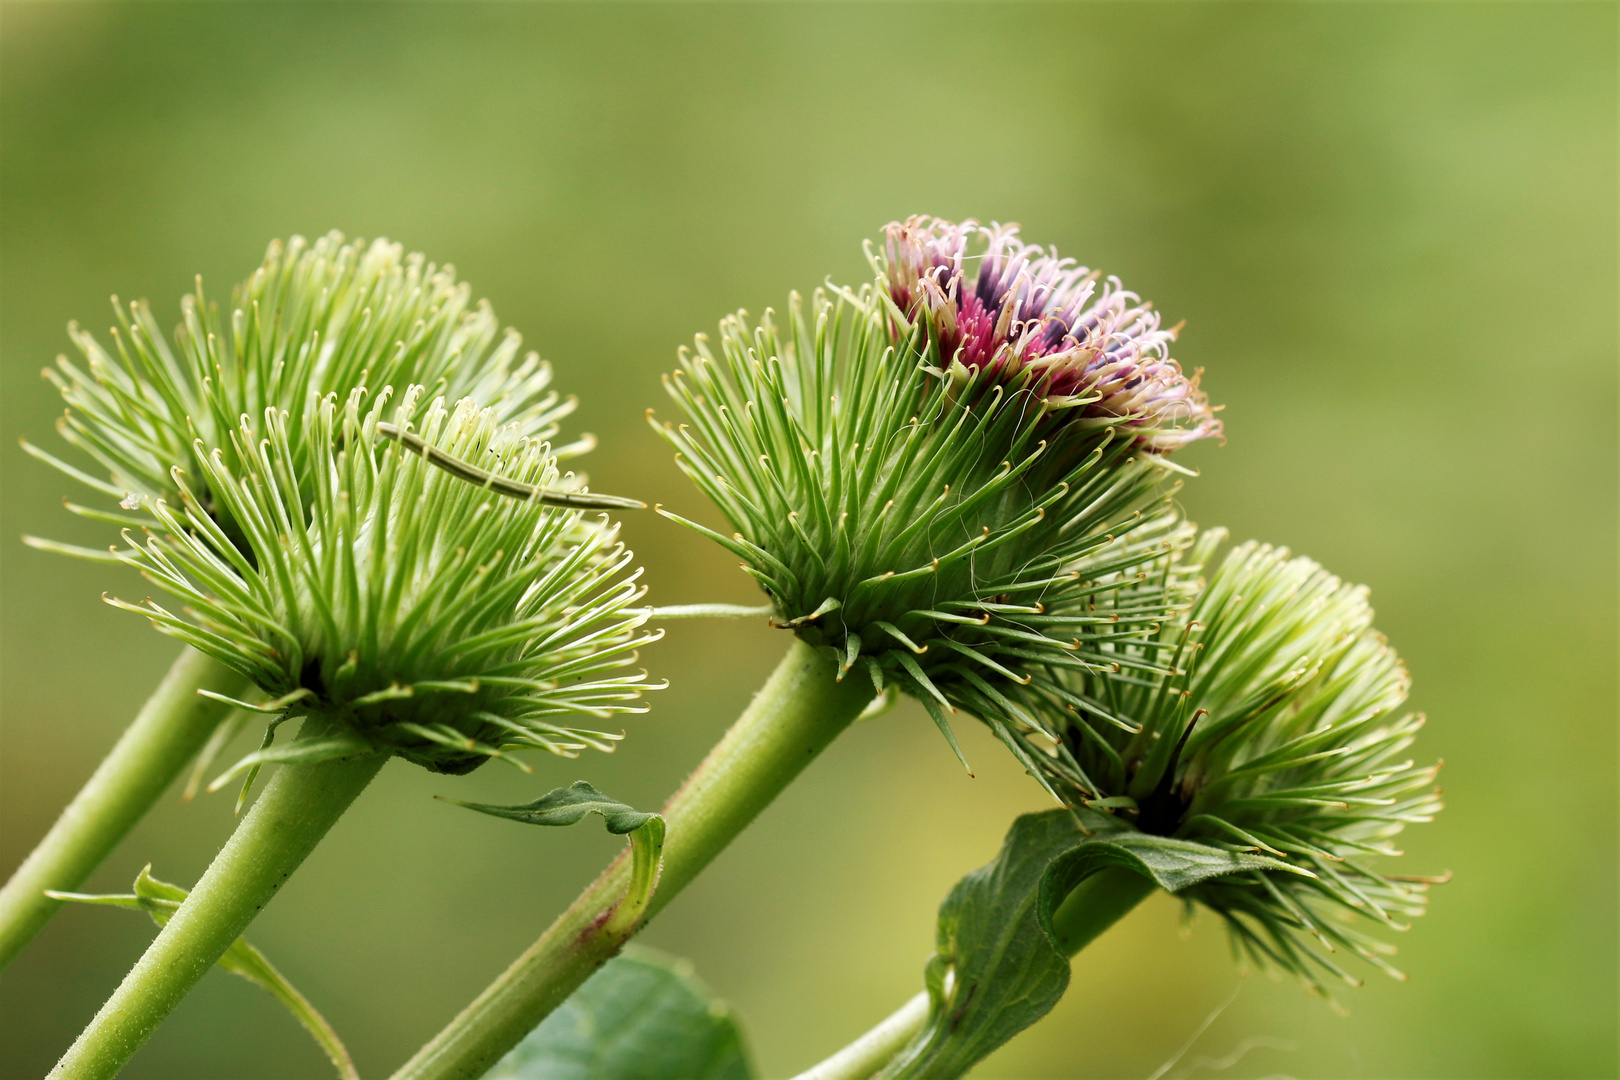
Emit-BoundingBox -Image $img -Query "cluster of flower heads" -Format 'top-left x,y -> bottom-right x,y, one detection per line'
26,231 -> 581,558
26,220 -> 1441,1008
113,389 -> 658,778
997,533 -> 1442,998
879,216 -> 1222,452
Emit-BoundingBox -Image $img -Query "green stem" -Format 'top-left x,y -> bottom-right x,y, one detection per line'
46,719 -> 387,1080
390,638 -> 874,1080
1048,865 -> 1156,954
0,647 -> 249,971
792,993 -> 931,1080
790,867 -> 1157,1080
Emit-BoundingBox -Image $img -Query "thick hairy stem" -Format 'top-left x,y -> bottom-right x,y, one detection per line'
0,647 -> 249,971
46,719 -> 387,1080
792,866 -> 1157,1080
391,639 -> 874,1080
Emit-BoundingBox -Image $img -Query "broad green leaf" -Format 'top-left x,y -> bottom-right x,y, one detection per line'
446,780 -> 655,834
47,865 -> 357,1080
879,810 -> 1306,1079
486,945 -> 756,1080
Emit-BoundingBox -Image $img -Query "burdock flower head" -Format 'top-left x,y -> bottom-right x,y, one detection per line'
1028,532 -> 1443,997
881,216 -> 1221,452
652,217 -> 1222,780
26,233 -> 657,777
25,231 -> 582,558
114,388 -> 657,778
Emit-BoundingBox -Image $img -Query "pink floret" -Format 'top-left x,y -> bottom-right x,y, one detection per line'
880,215 -> 1223,452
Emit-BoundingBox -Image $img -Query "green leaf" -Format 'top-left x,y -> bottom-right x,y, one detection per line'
879,810 -> 1303,1080
445,780 -> 655,834
445,781 -> 666,938
47,865 -> 358,1080
486,945 -> 756,1080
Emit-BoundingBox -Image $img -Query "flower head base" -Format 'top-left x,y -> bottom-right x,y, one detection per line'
1020,534 -> 1442,998
111,388 -> 659,777
879,216 -> 1222,452
654,264 -> 1199,783
27,232 -> 579,557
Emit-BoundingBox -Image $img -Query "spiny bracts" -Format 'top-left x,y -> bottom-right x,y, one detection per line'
26,231 -> 582,561
1020,533 -> 1444,999
111,387 -> 658,778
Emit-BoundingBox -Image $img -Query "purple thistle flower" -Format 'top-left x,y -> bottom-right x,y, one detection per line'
880,215 -> 1223,452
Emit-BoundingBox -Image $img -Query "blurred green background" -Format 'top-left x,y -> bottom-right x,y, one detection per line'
1,3 -> 1613,1078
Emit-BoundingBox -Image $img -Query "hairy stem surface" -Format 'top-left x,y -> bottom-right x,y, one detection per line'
47,719 -> 387,1080
0,647 -> 249,971
391,639 -> 874,1080
793,866 -> 1157,1080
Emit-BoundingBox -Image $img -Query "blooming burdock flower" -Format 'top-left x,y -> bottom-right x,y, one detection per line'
1024,532 -> 1443,998
653,217 -> 1222,785
881,216 -> 1222,452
